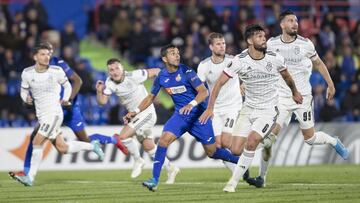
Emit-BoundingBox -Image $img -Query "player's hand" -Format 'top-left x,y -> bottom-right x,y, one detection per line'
326,85 -> 335,100
179,104 -> 194,115
123,112 -> 137,125
26,95 -> 34,105
96,80 -> 105,93
61,100 -> 72,108
292,91 -> 303,104
199,108 -> 214,125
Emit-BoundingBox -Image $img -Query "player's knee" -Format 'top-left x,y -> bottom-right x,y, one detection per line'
246,135 -> 261,151
158,135 -> 174,147
205,148 -> 216,157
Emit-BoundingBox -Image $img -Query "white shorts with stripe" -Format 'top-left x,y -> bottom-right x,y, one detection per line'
38,114 -> 64,140
232,105 -> 279,138
128,106 -> 157,142
212,110 -> 239,136
277,95 -> 314,129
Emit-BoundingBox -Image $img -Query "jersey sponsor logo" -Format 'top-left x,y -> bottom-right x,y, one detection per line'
294,46 -> 300,55
176,74 -> 182,81
165,85 -> 187,95
247,66 -> 252,71
265,62 -> 273,72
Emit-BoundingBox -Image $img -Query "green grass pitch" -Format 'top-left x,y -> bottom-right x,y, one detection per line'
1,165 -> 359,203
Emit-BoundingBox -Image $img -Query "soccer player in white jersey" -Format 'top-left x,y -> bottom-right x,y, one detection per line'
245,10 -> 349,188
13,44 -> 104,187
197,33 -> 243,172
96,58 -> 179,183
200,24 -> 303,192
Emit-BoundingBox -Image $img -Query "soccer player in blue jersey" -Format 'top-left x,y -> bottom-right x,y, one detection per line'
9,42 -> 128,179
124,44 -> 240,191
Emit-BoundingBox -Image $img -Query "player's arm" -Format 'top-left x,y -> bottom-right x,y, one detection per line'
280,69 -> 303,104
312,57 -> 335,100
179,83 -> 209,115
146,68 -> 161,79
20,72 -> 33,105
95,80 -> 110,106
123,94 -> 156,124
68,72 -> 82,101
199,72 -> 230,124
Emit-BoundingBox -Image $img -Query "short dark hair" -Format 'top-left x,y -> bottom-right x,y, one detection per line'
106,58 -> 121,65
279,10 -> 296,22
160,44 -> 178,57
244,24 -> 265,41
208,32 -> 224,45
32,42 -> 51,55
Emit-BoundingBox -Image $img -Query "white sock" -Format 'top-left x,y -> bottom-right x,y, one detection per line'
66,141 -> 93,153
259,156 -> 269,178
305,131 -> 337,146
230,149 -> 255,184
28,145 -> 43,181
223,160 -> 236,173
148,147 -> 171,171
123,138 -> 141,161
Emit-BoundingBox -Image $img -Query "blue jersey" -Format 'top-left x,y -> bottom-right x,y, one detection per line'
151,64 -> 208,117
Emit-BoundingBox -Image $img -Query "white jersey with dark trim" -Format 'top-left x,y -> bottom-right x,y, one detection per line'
197,54 -> 242,113
104,69 -> 155,111
267,35 -> 317,97
223,50 -> 286,109
21,65 -> 68,119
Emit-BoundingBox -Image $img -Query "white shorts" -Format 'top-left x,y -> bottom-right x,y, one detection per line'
233,105 -> 279,138
212,111 -> 239,136
277,95 -> 314,129
38,114 -> 64,140
128,106 -> 157,142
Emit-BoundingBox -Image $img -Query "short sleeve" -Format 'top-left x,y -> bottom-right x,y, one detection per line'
57,68 -> 69,85
21,71 -> 29,89
57,60 -> 74,78
275,54 -> 287,72
185,68 -> 203,89
197,62 -> 207,82
223,58 -> 241,78
103,79 -> 113,96
150,75 -> 161,96
305,40 -> 318,61
129,69 -> 148,84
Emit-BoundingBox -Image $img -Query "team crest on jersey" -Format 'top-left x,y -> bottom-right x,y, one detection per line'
265,62 -> 273,72
294,46 -> 300,55
176,74 -> 181,81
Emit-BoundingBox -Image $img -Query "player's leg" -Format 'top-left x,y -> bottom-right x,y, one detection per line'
143,114 -> 186,191
189,119 -> 239,164
224,107 -> 278,192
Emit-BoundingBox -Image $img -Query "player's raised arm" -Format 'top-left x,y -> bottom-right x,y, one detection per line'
279,69 -> 303,104
95,80 -> 110,106
312,57 -> 335,100
146,68 -> 161,79
199,72 -> 230,124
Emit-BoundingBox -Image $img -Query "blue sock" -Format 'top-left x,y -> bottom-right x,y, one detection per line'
89,134 -> 117,145
210,147 -> 239,164
23,140 -> 33,175
152,145 -> 167,183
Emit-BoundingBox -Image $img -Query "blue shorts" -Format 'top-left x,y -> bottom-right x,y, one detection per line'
163,113 -> 215,145
63,104 -> 85,133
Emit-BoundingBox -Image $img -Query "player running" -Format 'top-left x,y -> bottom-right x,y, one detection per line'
124,44 -> 240,191
245,10 -> 349,188
12,43 -> 104,186
96,58 -> 179,182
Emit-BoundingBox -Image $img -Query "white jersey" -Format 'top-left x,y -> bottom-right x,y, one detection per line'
21,65 -> 68,119
223,50 -> 286,109
104,69 -> 155,112
197,55 -> 242,113
267,35 -> 317,97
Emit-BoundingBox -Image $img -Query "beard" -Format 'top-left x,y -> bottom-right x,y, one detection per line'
287,28 -> 297,36
254,44 -> 267,52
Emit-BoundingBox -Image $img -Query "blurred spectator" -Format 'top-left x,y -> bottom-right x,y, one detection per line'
320,99 -> 343,122
129,21 -> 150,65
112,9 -> 132,55
199,0 -> 221,32
341,83 -> 360,117
97,0 -> 118,44
61,21 -> 80,55
337,45 -> 357,81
